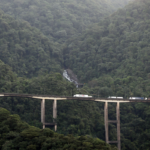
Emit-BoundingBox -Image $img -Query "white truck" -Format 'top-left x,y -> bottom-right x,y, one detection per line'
108,96 -> 123,99
73,94 -> 92,97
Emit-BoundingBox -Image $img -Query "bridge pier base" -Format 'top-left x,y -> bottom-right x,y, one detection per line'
104,102 -> 121,150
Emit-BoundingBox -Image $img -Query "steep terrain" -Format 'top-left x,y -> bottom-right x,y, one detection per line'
1,0 -> 150,150
0,10 -> 62,77
0,60 -> 105,144
64,0 -> 150,97
0,0 -> 131,44
0,0 -> 132,77
1,60 -> 150,150
0,108 -> 116,150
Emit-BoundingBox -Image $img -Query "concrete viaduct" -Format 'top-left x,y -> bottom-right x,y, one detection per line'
0,93 -> 150,150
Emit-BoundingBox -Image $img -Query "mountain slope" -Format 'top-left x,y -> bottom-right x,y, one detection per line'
0,0 -> 131,44
0,10 -> 62,77
0,107 -> 115,150
63,0 -> 150,97
1,52 -> 150,150
1,60 -> 150,150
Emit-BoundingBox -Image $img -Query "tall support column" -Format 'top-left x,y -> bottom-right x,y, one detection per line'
53,99 -> 57,131
116,102 -> 121,150
104,102 -> 109,143
41,99 -> 45,129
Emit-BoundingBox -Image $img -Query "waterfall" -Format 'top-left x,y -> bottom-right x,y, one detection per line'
63,70 -> 78,88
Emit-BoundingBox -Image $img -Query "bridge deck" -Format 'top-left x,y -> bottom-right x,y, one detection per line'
0,93 -> 150,102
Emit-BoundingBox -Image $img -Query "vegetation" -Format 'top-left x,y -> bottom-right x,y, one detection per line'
0,10 -> 62,77
0,0 -> 130,44
1,60 -> 150,150
63,0 -> 150,98
0,107 -> 116,150
1,0 -> 150,149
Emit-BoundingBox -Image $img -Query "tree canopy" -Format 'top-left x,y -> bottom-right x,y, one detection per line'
0,0 -> 130,44
63,0 -> 150,98
0,107 -> 116,150
0,10 -> 62,77
1,0 -> 150,149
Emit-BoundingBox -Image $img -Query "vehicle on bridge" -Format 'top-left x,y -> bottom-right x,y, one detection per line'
73,94 -> 92,97
108,96 -> 148,100
108,96 -> 123,99
129,97 -> 147,100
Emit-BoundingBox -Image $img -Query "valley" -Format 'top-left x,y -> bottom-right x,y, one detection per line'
0,0 -> 150,149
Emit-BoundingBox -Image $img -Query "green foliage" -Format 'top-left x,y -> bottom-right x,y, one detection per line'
0,0 -> 130,44
0,10 -> 62,77
63,0 -> 150,98
1,0 -> 150,150
0,60 -> 105,148
0,60 -> 17,93
1,60 -> 150,150
0,108 -> 115,150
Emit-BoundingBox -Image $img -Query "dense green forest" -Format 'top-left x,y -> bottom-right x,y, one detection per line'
1,0 -> 150,149
1,60 -> 150,150
0,0 -> 132,78
0,10 -> 62,77
63,0 -> 150,98
0,108 -> 116,150
0,0 -> 130,44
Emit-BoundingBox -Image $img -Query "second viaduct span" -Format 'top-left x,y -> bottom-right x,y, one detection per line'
0,93 -> 150,150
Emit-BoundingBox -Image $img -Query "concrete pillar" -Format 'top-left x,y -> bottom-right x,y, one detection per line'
116,102 -> 121,150
53,99 -> 57,131
104,102 -> 109,143
41,99 -> 45,129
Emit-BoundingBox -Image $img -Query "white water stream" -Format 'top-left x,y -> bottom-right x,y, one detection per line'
63,70 -> 78,88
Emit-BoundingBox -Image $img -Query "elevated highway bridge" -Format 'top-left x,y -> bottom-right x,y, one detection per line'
0,93 -> 149,150
1,93 -> 149,102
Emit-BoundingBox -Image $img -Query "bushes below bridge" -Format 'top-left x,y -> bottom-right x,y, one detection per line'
0,107 -> 116,150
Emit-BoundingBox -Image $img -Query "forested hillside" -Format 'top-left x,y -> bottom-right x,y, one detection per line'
0,0 -> 130,44
0,10 -> 62,77
0,108 -> 116,150
0,0 -> 132,77
0,60 -> 76,95
1,60 -> 150,150
1,0 -> 150,150
64,0 -> 150,98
